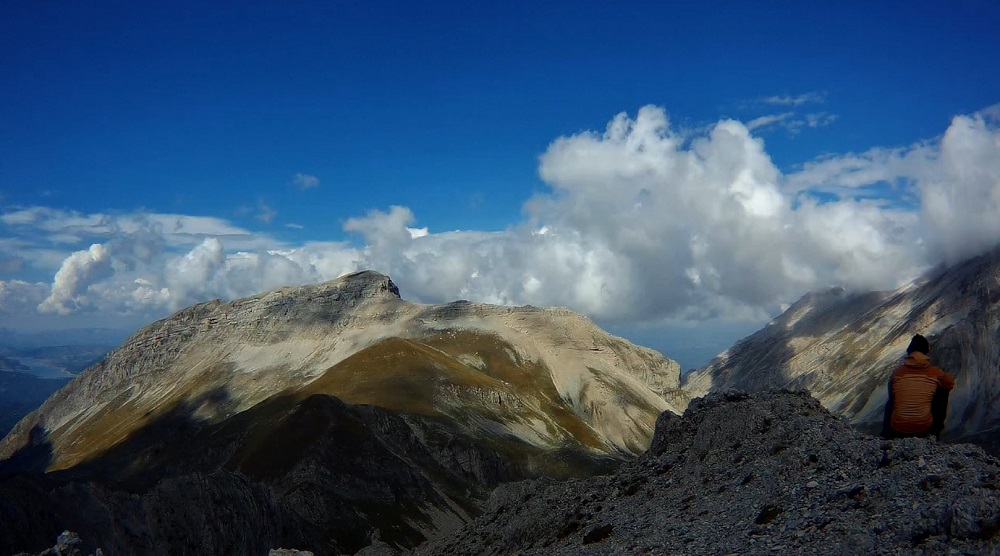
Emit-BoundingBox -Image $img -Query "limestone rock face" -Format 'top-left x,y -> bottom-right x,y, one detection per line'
417,390 -> 1000,555
683,249 -> 1000,446
1,270 -> 683,471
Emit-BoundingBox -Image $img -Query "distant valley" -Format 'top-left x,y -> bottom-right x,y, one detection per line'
0,343 -> 111,437
0,344 -> 111,379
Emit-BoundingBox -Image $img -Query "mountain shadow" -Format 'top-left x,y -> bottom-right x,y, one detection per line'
0,424 -> 53,478
0,382 -> 618,556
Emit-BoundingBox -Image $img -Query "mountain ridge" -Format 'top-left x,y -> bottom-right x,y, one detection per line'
1,270 -> 685,470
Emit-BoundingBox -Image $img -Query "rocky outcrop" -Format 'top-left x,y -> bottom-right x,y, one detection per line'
683,248 -> 1000,446
417,390 -> 1000,555
12,531 -> 103,556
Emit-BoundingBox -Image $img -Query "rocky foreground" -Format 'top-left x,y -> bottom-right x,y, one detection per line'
7,390 -> 1000,555
416,390 -> 1000,555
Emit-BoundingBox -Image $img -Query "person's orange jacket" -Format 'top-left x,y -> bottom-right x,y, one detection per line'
888,352 -> 955,434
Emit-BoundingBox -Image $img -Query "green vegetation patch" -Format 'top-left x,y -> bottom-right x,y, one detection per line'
303,337 -> 505,417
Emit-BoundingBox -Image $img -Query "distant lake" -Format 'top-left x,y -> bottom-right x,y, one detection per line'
16,358 -> 77,379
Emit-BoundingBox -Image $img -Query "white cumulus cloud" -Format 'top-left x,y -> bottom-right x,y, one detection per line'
4,104 -> 1000,335
38,244 -> 113,315
783,105 -> 1000,264
527,106 -> 911,320
344,206 -> 417,258
920,111 -> 1000,263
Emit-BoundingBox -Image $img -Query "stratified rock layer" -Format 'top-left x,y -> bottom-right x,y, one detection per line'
418,390 -> 1000,555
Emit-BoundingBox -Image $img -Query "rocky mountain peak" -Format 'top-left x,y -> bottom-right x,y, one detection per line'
0,270 -> 405,465
318,270 -> 402,300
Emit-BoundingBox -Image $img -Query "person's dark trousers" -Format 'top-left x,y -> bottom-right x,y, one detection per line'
929,388 -> 950,438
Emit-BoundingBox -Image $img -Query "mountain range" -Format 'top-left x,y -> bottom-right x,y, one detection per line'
3,248 -> 1000,554
0,270 -> 685,554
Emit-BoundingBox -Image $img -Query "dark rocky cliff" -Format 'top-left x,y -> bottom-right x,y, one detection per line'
8,390 -> 1000,555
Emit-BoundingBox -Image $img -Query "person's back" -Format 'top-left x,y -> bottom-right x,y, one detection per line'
882,334 -> 955,439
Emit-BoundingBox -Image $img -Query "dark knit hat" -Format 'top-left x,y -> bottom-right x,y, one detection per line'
906,334 -> 930,355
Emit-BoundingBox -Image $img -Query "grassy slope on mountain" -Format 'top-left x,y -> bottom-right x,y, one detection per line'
42,332 -> 621,488
304,333 -> 609,452
46,364 -> 237,472
302,336 -> 499,417
41,330 -> 624,478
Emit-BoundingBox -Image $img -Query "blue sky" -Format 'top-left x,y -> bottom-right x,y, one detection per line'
2,1 -> 1000,368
